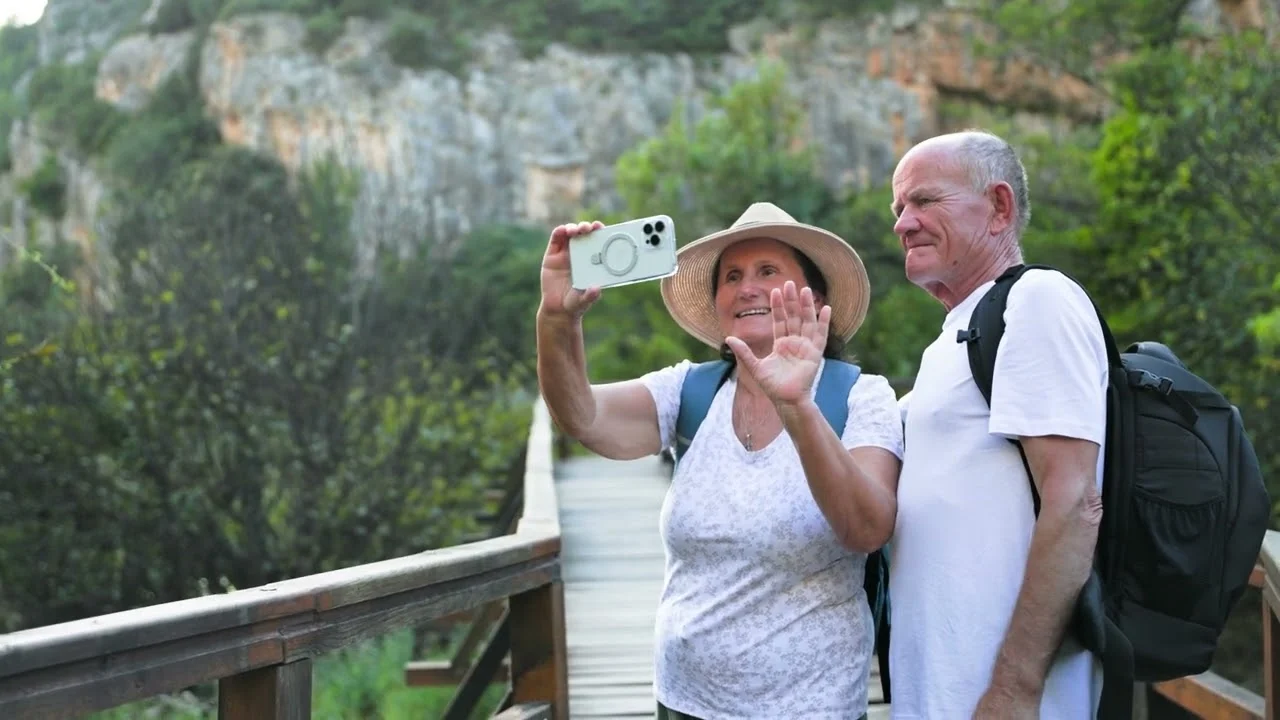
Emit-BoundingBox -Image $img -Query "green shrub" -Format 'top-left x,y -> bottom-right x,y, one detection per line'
0,148 -> 536,631
383,10 -> 470,74
19,155 -> 66,219
305,9 -> 345,54
24,62 -> 126,157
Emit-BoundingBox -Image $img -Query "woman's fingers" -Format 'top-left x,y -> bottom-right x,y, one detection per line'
770,287 -> 787,342
783,282 -> 803,336
813,303 -> 831,351
725,336 -> 762,377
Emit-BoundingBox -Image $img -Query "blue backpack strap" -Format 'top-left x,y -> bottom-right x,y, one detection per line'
813,358 -> 860,433
674,360 -> 733,462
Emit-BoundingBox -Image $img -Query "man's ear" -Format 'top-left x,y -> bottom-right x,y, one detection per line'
989,181 -> 1016,235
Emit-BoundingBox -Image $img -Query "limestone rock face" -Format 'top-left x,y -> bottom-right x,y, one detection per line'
9,0 -> 1273,265
182,9 -> 1107,248
96,29 -> 195,111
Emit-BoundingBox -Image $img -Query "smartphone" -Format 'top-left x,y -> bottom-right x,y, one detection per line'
569,215 -> 678,291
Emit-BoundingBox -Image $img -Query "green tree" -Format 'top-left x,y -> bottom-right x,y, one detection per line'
1086,34 -> 1279,505
0,148 -> 534,631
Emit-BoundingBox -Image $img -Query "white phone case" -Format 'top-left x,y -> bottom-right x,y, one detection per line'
569,215 -> 678,291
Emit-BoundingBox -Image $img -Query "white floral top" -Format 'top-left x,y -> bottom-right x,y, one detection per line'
640,358 -> 905,719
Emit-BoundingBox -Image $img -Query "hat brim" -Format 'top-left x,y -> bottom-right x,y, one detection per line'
659,221 -> 870,351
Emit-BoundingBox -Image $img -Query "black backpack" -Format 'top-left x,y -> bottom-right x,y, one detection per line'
960,263 -> 1270,720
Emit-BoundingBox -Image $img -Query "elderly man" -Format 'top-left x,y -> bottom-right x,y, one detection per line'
888,130 -> 1107,719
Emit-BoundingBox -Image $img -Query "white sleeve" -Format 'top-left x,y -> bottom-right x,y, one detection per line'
987,269 -> 1109,445
639,359 -> 695,452
841,374 -> 906,460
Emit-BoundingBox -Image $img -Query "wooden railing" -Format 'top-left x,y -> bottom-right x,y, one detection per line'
0,398 -> 569,720
1140,530 -> 1280,720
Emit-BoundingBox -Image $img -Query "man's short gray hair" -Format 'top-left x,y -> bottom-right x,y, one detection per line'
955,129 -> 1031,237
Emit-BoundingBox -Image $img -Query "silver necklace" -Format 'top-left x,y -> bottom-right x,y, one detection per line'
734,391 -> 756,451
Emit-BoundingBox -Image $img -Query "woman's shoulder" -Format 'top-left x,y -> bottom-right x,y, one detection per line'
839,369 -> 902,413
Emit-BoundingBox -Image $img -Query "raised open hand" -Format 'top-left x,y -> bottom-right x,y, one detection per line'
540,221 -> 604,319
724,281 -> 830,407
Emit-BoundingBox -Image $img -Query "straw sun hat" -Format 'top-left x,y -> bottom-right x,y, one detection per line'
660,202 -> 870,351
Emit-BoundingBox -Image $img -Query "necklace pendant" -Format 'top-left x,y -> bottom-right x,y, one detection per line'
746,432 -> 752,451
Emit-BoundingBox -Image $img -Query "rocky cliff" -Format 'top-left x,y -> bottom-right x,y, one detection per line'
4,0 -> 1277,262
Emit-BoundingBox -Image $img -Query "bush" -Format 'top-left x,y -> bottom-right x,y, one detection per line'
24,62 -> 125,157
19,155 -> 66,219
383,10 -> 470,74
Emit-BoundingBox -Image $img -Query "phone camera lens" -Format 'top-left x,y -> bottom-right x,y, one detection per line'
643,223 -> 654,235
655,221 -> 665,232
649,234 -> 660,246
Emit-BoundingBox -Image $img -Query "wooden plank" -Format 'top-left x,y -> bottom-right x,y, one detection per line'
441,614 -> 511,720
0,556 -> 557,719
493,702 -> 552,720
1265,578 -> 1280,720
0,531 -> 558,682
402,659 -> 459,686
510,582 -> 571,720
1151,671 -> 1263,720
217,659 -> 311,720
558,455 -> 667,718
517,399 -> 560,536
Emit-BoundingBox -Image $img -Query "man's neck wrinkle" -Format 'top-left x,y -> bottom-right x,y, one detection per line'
942,242 -> 1022,311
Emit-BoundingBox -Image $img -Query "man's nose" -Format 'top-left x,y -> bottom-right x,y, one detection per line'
893,209 -> 920,239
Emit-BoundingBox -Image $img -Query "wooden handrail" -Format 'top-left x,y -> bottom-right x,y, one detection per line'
0,397 -> 570,720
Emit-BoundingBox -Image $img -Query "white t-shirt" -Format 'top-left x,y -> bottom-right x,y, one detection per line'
890,268 -> 1108,719
641,358 -> 904,719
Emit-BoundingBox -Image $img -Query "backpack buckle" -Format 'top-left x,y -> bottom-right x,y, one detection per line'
1132,370 -> 1173,395
956,328 -> 980,344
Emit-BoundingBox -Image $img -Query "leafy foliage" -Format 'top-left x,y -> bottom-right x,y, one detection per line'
0,142 -> 536,631
23,61 -> 126,157
979,0 -> 1200,82
0,22 -> 39,171
1086,32 -> 1279,504
18,155 -> 66,219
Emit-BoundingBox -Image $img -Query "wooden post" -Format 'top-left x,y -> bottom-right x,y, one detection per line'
1265,597 -> 1280,720
218,659 -> 312,720
509,581 -> 570,720
1132,682 -> 1149,720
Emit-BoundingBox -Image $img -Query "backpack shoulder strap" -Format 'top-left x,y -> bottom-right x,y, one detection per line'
958,262 -> 1124,516
675,358 -> 861,460
675,360 -> 733,461
959,263 -> 1042,514
959,263 -> 1033,407
813,358 -> 861,434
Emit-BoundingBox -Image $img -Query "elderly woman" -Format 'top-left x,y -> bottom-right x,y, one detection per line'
536,202 -> 902,720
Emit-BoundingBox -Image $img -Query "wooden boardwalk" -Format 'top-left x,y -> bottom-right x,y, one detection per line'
558,454 -> 669,718
555,452 -> 890,719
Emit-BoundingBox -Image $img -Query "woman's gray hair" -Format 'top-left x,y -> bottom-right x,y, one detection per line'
956,129 -> 1031,237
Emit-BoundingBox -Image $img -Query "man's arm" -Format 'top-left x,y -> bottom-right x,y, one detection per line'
778,399 -> 900,553
974,269 -> 1109,715
979,434 -> 1103,710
